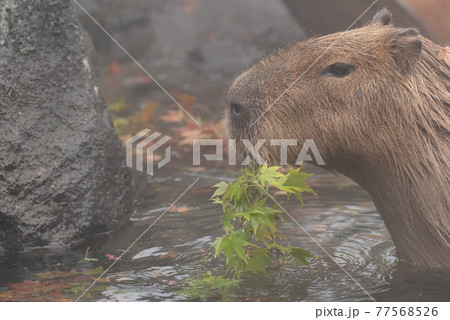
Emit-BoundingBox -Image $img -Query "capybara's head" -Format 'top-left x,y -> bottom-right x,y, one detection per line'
226,9 -> 448,172
226,9 -> 450,268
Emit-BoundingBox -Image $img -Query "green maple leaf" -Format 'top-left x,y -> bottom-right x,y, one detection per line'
258,165 -> 284,186
208,165 -> 317,280
211,181 -> 229,199
227,233 -> 253,264
212,233 -> 253,265
272,169 -> 315,203
212,236 -> 226,258
280,169 -> 314,193
246,248 -> 271,272
224,179 -> 244,203
249,212 -> 272,235
288,247 -> 316,266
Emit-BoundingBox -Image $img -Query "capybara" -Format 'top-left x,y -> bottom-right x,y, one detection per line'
226,9 -> 450,268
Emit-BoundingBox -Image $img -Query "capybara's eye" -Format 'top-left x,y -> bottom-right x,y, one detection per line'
230,102 -> 243,116
323,63 -> 355,78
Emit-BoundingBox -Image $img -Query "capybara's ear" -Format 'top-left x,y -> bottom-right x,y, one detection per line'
372,8 -> 392,26
386,29 -> 422,73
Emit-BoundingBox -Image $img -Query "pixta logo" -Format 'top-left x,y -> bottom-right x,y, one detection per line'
193,139 -> 325,166
126,129 -> 172,176
126,131 -> 325,176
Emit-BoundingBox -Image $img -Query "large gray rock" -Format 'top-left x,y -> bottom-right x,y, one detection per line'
0,0 -> 133,251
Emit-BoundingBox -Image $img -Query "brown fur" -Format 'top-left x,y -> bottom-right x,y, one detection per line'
226,12 -> 450,268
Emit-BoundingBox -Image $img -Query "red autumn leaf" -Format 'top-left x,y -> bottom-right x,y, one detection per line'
160,251 -> 177,259
0,267 -> 106,301
146,152 -> 163,162
36,269 -> 78,279
182,0 -> 197,15
93,277 -> 110,283
161,110 -> 186,123
105,254 -> 119,260
140,101 -> 159,122
174,121 -> 224,146
171,92 -> 196,111
9,280 -> 49,293
108,60 -> 122,76
189,187 -> 213,194
169,205 -> 190,213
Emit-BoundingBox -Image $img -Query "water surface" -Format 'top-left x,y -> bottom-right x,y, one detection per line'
1,163 -> 449,301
